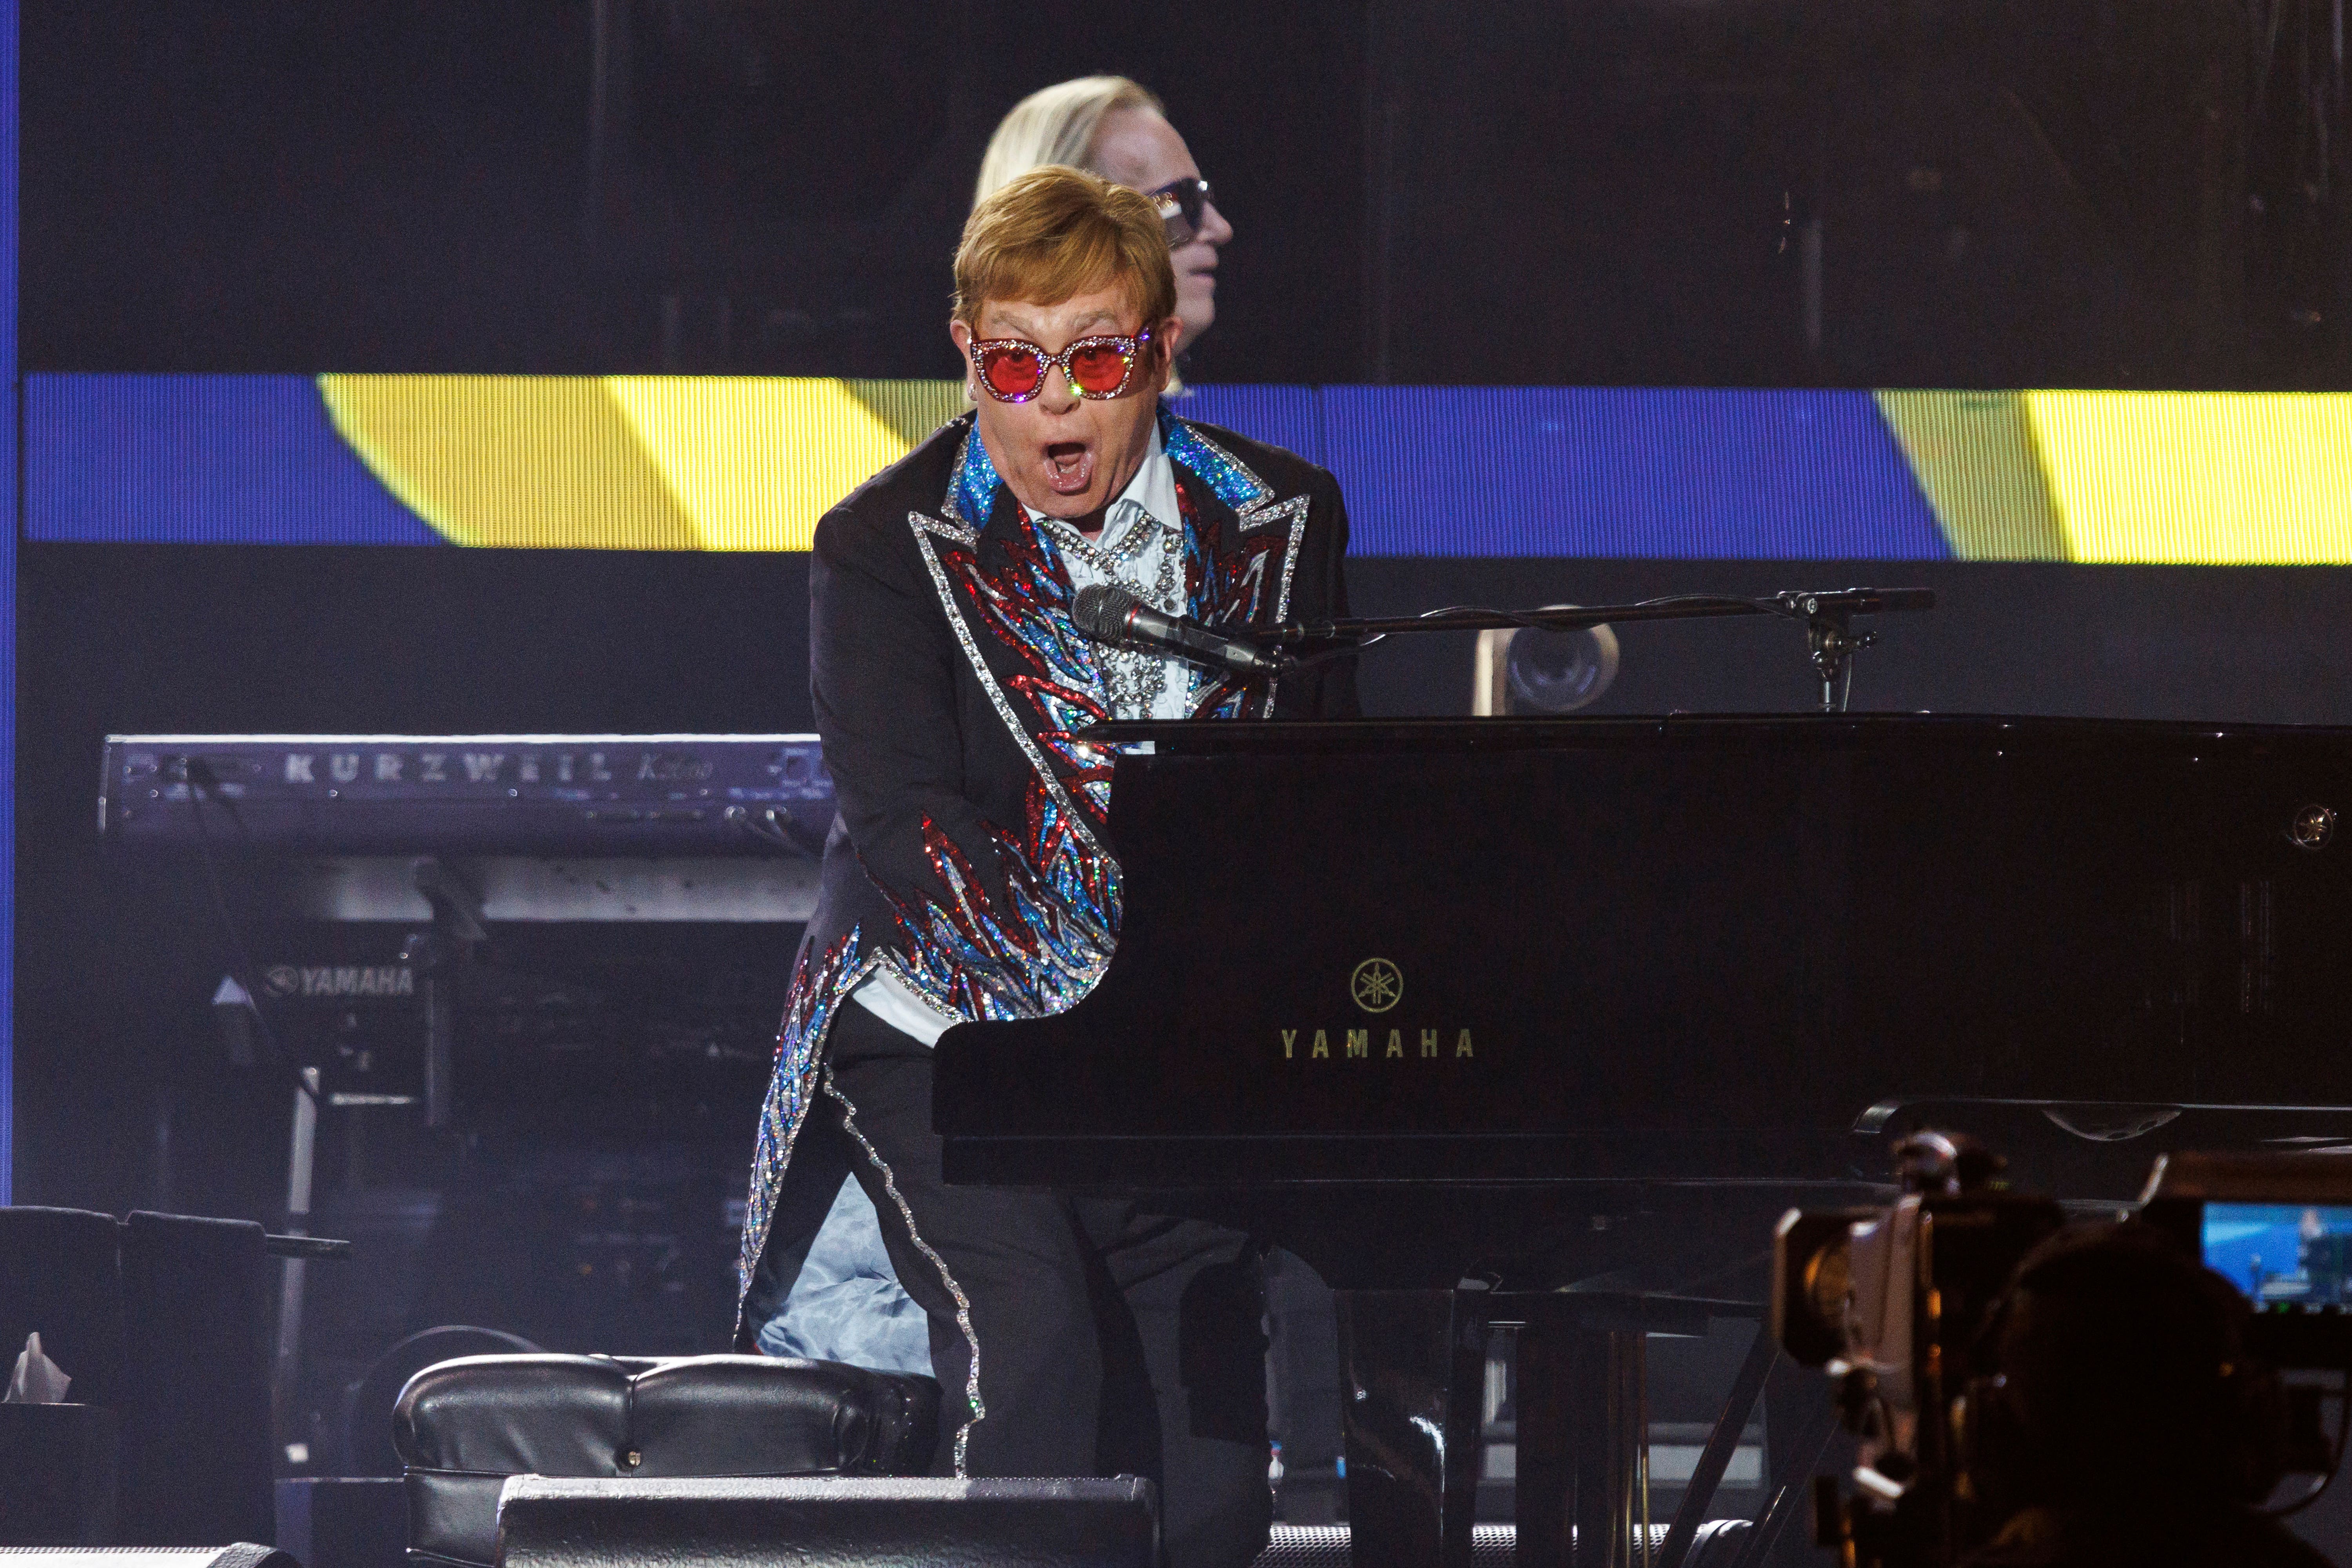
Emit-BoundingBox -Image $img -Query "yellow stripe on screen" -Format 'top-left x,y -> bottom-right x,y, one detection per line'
320,374 -> 966,550
2024,392 -> 2352,564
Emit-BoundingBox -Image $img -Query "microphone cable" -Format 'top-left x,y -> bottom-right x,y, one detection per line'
174,754 -> 308,1104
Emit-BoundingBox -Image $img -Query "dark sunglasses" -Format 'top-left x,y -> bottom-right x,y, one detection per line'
1149,176 -> 1214,246
967,327 -> 1156,403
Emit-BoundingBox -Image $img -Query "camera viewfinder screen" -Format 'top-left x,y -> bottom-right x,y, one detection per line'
2203,1205 -> 2352,1307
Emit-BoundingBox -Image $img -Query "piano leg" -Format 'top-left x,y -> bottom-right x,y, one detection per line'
1332,1289 -> 1490,1568
1655,1325 -> 1777,1568
1516,1298 -> 1650,1568
1727,1360 -> 1844,1568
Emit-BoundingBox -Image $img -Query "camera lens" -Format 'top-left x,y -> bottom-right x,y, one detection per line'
1505,621 -> 1621,713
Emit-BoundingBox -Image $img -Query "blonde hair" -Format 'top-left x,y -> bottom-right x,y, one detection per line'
974,76 -> 1165,208
954,167 -> 1177,337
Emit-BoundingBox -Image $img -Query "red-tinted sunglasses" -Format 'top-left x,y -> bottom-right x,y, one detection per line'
967,327 -> 1156,403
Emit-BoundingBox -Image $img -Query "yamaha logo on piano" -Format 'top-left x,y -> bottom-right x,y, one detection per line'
1282,958 -> 1474,1061
1349,956 -> 1402,1013
1279,1026 -> 1475,1061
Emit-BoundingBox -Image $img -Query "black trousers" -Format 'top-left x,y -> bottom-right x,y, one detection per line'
818,1001 -> 1273,1568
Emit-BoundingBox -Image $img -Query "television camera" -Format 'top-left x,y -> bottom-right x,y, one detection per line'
1772,1133 -> 2352,1568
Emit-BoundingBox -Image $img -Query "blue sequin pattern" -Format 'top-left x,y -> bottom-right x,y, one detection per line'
946,416 -> 1003,528
735,926 -> 871,1334
1162,412 -> 1273,511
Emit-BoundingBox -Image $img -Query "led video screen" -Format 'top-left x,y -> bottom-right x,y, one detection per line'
26,374 -> 2352,562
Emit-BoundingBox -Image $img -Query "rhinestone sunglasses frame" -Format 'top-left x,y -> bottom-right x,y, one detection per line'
965,326 -> 1158,404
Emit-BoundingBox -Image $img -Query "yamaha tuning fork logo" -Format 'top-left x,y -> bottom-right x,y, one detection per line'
1349,957 -> 1403,1013
1278,957 -> 1476,1064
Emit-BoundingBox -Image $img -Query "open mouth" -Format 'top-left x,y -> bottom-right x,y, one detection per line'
1044,440 -> 1096,497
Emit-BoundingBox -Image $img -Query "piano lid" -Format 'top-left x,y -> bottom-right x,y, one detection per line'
1076,711 -> 2352,757
938,714 -> 2352,1192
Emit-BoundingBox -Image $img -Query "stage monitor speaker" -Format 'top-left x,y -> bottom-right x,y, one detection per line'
0,1547 -> 299,1568
496,1475 -> 1157,1568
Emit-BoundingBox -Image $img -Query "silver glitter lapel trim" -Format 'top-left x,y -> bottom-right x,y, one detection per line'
910,508 -> 981,551
1237,494 -> 1308,717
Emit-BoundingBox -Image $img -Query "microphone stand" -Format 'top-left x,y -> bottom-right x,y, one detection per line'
1259,587 -> 1935,714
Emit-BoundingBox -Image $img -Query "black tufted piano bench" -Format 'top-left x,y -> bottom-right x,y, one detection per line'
391,1353 -> 939,1568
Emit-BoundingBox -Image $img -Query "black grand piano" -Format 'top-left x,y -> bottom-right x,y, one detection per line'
934,714 -> 2352,1568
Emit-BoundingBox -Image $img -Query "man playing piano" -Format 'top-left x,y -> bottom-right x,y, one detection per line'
735,165 -> 1356,1568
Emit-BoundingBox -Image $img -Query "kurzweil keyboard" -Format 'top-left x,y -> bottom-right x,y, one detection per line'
100,734 -> 835,922
100,740 -> 837,1391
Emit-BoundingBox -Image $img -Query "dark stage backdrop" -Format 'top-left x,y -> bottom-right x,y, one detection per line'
21,0 -> 2350,390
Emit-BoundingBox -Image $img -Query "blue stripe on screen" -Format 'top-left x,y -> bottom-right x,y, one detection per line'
1176,384 -> 1327,468
1318,386 -> 1951,559
24,374 -> 441,544
1179,384 -> 1946,558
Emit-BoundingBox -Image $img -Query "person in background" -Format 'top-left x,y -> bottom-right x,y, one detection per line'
1964,1223 -> 2328,1568
976,75 -> 1234,368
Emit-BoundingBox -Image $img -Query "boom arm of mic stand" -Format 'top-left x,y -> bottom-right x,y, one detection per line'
1262,598 -> 1753,644
1256,588 -> 1936,714
1258,588 -> 1935,647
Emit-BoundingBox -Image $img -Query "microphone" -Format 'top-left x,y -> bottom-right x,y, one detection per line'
1071,584 -> 1285,679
